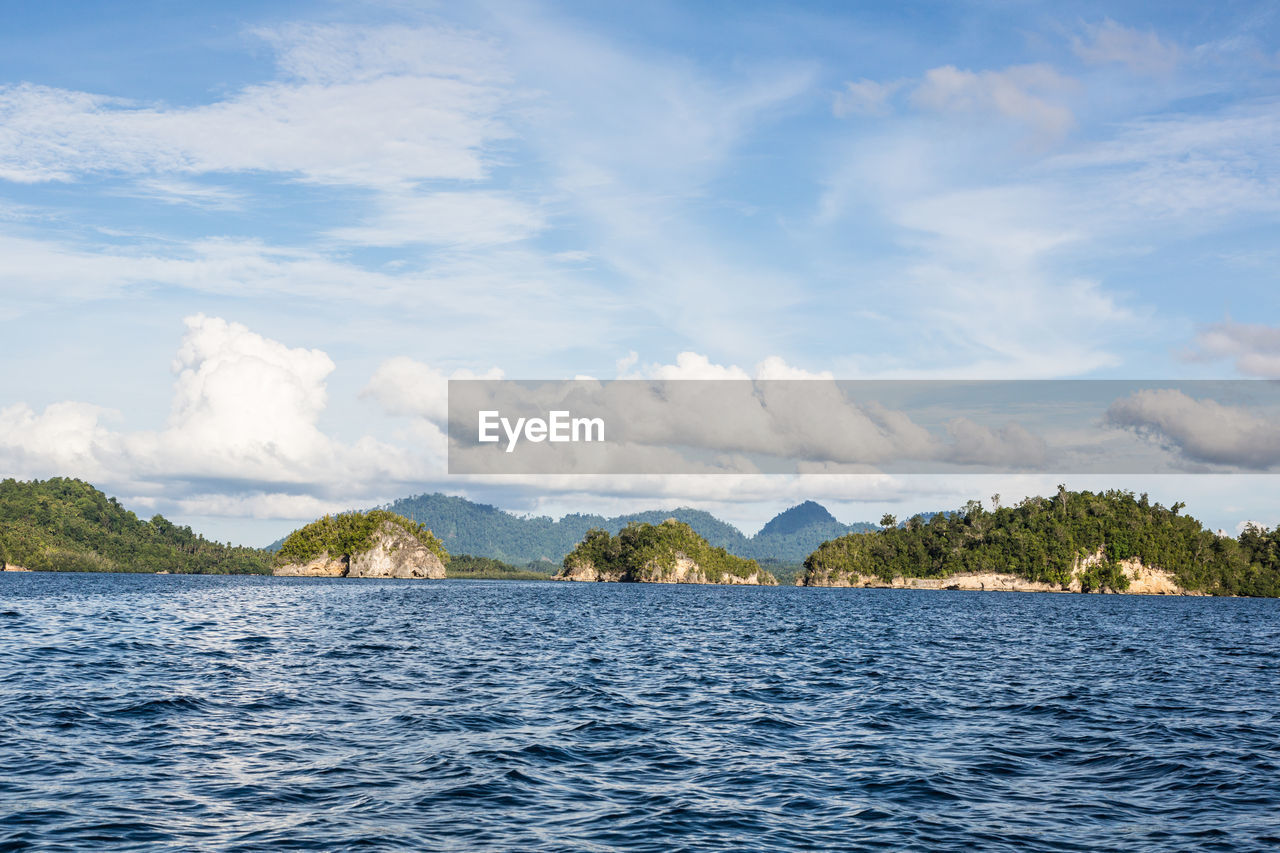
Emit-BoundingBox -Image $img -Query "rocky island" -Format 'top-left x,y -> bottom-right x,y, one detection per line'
273,510 -> 448,579
554,519 -> 777,585
799,488 -> 1278,596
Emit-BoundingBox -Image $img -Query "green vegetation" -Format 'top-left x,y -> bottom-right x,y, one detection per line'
356,492 -> 875,564
445,554 -> 554,580
564,519 -> 774,583
755,558 -> 805,586
803,488 -> 1280,597
752,501 -> 876,561
0,478 -> 269,573
274,510 -> 447,567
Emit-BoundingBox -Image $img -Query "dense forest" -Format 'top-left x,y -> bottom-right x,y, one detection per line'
7,480 -> 1278,595
445,555 -> 554,580
0,478 -> 269,574
274,510 -> 448,567
803,488 -> 1280,597
564,519 -> 774,583
369,493 -> 874,563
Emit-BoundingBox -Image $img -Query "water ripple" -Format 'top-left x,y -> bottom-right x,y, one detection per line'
1,574 -> 1278,851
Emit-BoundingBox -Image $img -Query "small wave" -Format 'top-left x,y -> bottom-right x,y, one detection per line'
1,576 -> 1277,851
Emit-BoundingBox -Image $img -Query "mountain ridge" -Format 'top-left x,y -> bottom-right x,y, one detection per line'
275,493 -> 879,564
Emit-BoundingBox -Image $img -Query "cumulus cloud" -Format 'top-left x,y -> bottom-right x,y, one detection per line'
0,316 -> 440,504
1189,321 -> 1280,378
1071,19 -> 1180,75
1106,388 -> 1280,470
154,315 -> 336,464
945,418 -> 1046,467
623,352 -> 832,381
362,356 -> 503,424
0,401 -> 118,480
638,352 -> 750,380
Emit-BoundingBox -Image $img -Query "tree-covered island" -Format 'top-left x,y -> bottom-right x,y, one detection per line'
801,488 -> 1280,596
555,518 -> 777,585
273,510 -> 449,578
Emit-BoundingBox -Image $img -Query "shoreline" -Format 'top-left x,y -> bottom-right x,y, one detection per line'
0,568 -> 1228,596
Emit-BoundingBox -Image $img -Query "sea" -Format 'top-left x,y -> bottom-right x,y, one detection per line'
2,573 -> 1278,852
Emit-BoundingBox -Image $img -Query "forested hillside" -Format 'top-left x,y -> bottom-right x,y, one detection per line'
803,488 -> 1280,596
0,478 -> 270,573
368,493 -> 874,563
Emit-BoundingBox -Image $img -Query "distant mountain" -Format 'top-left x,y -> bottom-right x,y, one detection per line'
751,500 -> 877,561
353,493 -> 877,564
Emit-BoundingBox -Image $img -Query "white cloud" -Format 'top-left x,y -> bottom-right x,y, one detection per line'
754,356 -> 836,381
1071,19 -> 1180,75
1106,388 -> 1280,469
615,351 -> 639,376
910,64 -> 1078,142
491,7 -> 816,356
328,191 -> 545,247
127,179 -> 245,210
0,401 -> 118,480
159,314 -> 335,460
638,352 -> 751,380
885,185 -> 1132,377
625,352 -> 831,381
0,233 -> 628,358
833,78 -> 902,117
174,492 -> 358,521
362,356 -> 503,424
1044,104 -> 1280,221
0,316 -> 440,503
945,418 -> 1046,467
0,23 -> 512,188
256,22 -> 506,86
1190,322 -> 1280,378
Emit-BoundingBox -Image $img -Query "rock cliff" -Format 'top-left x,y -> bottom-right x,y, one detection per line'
273,514 -> 446,579
800,550 -> 1198,595
555,555 -> 624,582
347,521 -> 446,578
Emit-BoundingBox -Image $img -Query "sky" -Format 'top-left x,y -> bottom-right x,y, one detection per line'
1,0 -> 1279,545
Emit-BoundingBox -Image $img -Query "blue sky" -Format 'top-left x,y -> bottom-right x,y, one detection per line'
1,1 -> 1279,543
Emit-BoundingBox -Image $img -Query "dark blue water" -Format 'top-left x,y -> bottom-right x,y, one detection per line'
1,575 -> 1278,852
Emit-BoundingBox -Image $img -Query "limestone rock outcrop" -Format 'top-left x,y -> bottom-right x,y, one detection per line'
273,519 -> 446,579
273,553 -> 350,577
800,551 -> 1198,595
347,521 -> 446,579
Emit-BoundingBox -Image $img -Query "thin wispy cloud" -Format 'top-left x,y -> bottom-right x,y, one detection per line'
1071,18 -> 1181,75
0,3 -> 1278,538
